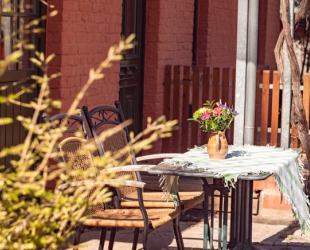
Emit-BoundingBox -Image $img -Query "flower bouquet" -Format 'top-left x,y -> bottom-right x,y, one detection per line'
189,100 -> 239,132
189,100 -> 239,159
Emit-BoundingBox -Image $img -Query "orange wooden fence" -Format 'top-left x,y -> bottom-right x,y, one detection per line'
162,65 -> 310,153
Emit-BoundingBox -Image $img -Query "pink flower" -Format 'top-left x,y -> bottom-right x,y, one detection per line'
201,111 -> 211,120
212,107 -> 222,116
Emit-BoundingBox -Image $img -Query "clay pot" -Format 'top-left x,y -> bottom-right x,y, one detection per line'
207,131 -> 228,160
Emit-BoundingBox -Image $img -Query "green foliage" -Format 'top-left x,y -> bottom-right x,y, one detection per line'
189,100 -> 239,132
0,2 -> 177,250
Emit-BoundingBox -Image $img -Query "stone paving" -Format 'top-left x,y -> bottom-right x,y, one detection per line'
65,209 -> 310,250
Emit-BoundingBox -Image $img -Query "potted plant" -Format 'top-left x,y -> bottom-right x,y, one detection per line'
189,100 -> 238,159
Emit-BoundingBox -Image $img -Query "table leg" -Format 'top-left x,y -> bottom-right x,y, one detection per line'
202,178 -> 230,250
229,180 -> 261,250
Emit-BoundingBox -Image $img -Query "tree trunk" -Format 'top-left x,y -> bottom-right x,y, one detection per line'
276,0 -> 310,162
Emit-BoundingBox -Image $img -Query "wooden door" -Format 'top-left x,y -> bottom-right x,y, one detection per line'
0,1 -> 45,167
120,0 -> 145,135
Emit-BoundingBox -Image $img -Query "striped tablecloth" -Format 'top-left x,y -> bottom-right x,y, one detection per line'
160,145 -> 310,232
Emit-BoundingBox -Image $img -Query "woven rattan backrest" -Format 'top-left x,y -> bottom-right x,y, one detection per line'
47,111 -> 90,164
83,103 -> 139,200
100,130 -> 137,199
59,137 -> 104,214
59,137 -> 96,181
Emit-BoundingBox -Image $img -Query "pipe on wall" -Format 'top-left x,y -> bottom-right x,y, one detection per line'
244,0 -> 259,145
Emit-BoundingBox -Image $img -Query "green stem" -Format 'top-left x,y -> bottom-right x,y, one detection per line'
223,117 -> 234,132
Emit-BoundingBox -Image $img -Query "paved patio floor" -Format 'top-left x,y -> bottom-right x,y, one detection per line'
65,209 -> 310,250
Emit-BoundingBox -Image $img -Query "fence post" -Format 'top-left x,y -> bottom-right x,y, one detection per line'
163,65 -> 172,153
181,66 -> 190,153
172,66 -> 180,152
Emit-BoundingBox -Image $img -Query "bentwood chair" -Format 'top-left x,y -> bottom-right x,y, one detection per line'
82,102 -> 204,211
58,137 -> 184,250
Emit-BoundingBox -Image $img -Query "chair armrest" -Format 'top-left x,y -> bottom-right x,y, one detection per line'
102,165 -> 156,173
58,179 -> 145,191
136,153 -> 181,162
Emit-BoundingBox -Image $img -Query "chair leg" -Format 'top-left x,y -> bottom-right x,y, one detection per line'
177,221 -> 185,250
132,228 -> 139,250
99,227 -> 107,250
173,218 -> 184,250
108,228 -> 116,250
142,224 -> 149,250
73,225 -> 82,250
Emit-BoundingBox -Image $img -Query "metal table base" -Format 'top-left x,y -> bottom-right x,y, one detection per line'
202,179 -> 262,250
229,180 -> 261,250
202,178 -> 230,250
147,164 -> 271,250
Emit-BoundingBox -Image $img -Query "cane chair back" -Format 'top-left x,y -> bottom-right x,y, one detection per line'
82,103 -> 140,200
46,111 -> 90,167
58,137 -> 104,215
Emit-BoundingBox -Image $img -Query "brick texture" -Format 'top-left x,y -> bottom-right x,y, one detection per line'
143,0 -> 195,152
196,0 -> 280,69
258,0 -> 281,70
46,0 -> 122,112
196,0 -> 238,68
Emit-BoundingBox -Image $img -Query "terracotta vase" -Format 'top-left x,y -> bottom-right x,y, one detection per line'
207,131 -> 228,160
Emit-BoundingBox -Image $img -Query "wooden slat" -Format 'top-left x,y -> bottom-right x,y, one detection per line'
212,67 -> 220,101
19,84 -> 28,141
202,67 -> 210,105
181,66 -> 190,153
5,86 -> 13,164
303,73 -> 310,128
254,71 -> 260,145
201,67 -> 210,145
12,85 -> 21,149
291,126 -> 298,148
163,66 -> 172,153
191,67 -> 200,148
260,70 -> 270,146
222,68 -> 230,143
270,72 -> 280,146
172,66 -> 180,152
0,87 -> 6,166
291,71 -> 299,148
222,68 -> 229,103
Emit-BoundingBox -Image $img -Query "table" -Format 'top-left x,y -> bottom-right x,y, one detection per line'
147,145 -> 306,250
148,163 -> 271,250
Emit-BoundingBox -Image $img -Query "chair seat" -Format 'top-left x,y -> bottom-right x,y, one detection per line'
83,208 -> 179,229
120,191 -> 204,210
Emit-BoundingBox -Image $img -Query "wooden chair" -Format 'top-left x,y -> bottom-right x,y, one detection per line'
58,137 -> 184,250
82,102 -> 204,211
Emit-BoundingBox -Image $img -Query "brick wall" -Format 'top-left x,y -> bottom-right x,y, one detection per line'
196,0 -> 280,70
258,0 -> 281,70
196,0 -> 238,68
46,0 -> 122,112
143,0 -> 195,152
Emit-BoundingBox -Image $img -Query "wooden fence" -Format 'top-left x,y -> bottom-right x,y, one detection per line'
162,65 -> 310,153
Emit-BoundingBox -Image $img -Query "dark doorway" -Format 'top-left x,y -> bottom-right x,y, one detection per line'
120,0 -> 145,136
0,1 -> 45,166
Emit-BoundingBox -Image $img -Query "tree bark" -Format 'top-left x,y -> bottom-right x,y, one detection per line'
276,0 -> 310,162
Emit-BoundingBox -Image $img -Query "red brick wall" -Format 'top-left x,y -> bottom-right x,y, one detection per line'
46,0 -> 122,112
258,0 -> 281,70
143,0 -> 195,151
196,0 -> 238,68
196,0 -> 280,70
